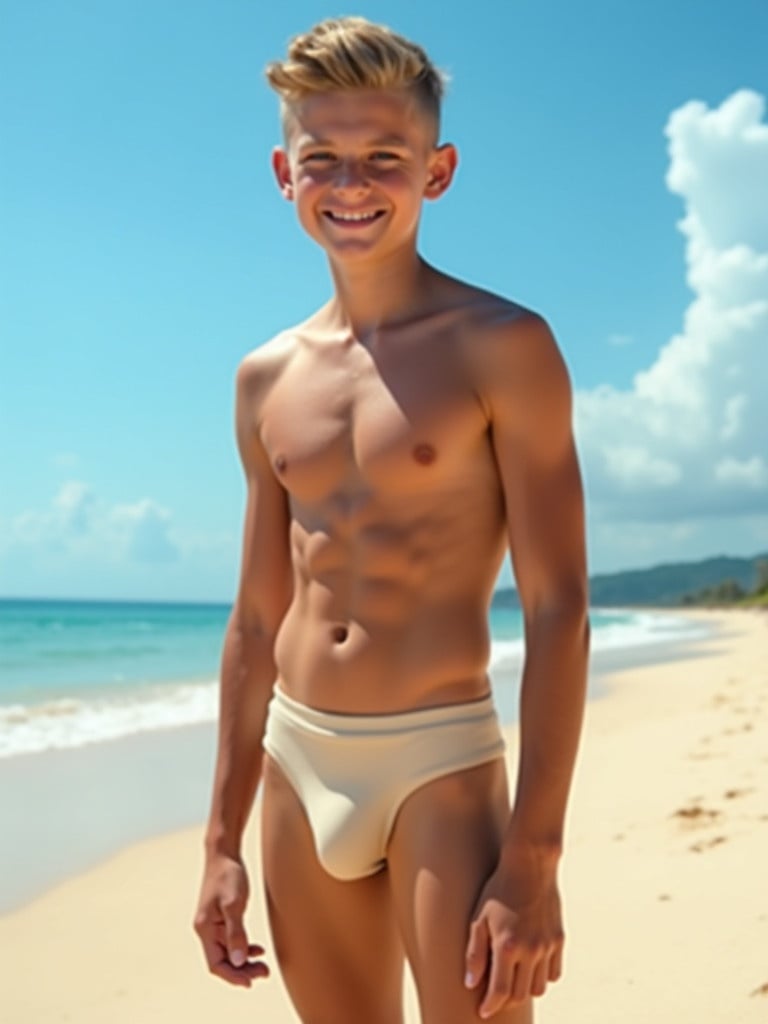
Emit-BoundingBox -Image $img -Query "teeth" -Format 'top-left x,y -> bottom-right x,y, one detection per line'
329,211 -> 378,222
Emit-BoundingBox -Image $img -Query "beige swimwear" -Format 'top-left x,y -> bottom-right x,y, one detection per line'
263,685 -> 506,880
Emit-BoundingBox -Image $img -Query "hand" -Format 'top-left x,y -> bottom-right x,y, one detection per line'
464,845 -> 564,1018
193,852 -> 270,987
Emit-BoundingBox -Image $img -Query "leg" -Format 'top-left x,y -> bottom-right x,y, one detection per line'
387,759 -> 533,1024
261,755 -> 405,1024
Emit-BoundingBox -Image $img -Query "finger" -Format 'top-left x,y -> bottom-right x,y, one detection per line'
465,916 -> 490,990
211,960 -> 258,987
234,959 -> 271,982
199,933 -> 249,987
548,941 -> 563,982
201,933 -> 270,987
223,904 -> 250,968
218,942 -> 271,983
213,956 -> 268,987
531,958 -> 549,998
511,955 -> 534,1003
478,933 -> 517,1018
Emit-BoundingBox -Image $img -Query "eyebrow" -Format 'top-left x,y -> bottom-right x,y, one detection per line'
365,134 -> 410,147
297,133 -> 410,149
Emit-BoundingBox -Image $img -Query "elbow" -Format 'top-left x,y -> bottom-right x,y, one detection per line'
228,598 -> 285,647
565,583 -> 590,649
527,583 -> 591,652
555,597 -> 591,656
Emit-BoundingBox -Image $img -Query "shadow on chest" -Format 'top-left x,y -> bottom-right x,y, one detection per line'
261,348 -> 487,500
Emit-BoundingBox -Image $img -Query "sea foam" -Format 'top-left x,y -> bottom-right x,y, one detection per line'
0,610 -> 708,759
0,681 -> 218,758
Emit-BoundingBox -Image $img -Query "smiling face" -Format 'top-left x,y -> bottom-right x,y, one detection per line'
273,89 -> 457,267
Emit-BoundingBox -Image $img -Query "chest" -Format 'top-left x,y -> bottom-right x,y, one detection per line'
259,341 -> 490,501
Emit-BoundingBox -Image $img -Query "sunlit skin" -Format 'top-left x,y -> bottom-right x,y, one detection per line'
273,89 -> 453,271
194,86 -> 589,1023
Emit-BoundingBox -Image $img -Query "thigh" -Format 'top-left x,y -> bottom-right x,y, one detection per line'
261,754 -> 405,1024
387,759 -> 533,1024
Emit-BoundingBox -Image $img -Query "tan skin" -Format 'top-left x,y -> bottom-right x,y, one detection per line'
194,88 -> 589,1022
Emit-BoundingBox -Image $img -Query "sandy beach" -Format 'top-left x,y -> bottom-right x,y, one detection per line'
1,609 -> 766,1023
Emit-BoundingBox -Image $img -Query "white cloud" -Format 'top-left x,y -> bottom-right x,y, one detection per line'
664,91 -> 768,251
5,481 -> 179,565
602,446 -> 681,488
113,498 -> 178,563
714,456 -> 768,488
53,480 -> 96,536
720,394 -> 747,441
0,479 -> 242,600
576,89 -> 768,560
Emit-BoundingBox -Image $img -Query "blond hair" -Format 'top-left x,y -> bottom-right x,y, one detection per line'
265,17 -> 446,135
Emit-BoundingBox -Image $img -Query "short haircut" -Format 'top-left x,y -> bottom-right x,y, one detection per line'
265,17 -> 446,138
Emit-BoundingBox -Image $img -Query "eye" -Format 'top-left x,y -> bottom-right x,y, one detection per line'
302,151 -> 336,164
369,151 -> 400,162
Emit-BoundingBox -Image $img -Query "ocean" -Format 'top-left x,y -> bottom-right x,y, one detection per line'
0,598 -> 708,760
0,597 -> 714,912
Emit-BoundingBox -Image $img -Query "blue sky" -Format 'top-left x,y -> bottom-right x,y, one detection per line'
1,0 -> 767,601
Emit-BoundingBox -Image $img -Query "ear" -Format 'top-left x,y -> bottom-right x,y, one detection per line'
272,147 -> 294,201
424,143 -> 458,200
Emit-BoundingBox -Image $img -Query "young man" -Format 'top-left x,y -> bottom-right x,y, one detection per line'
194,17 -> 589,1024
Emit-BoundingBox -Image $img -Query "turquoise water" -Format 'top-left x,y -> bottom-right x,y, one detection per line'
0,599 -> 228,701
0,598 -> 702,757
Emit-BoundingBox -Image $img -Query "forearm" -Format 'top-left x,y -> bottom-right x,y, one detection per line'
204,611 -> 278,858
506,599 -> 590,856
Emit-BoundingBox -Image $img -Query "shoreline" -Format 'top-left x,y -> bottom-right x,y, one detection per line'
0,610 -> 720,914
0,609 -> 765,1022
1,604 -> 705,760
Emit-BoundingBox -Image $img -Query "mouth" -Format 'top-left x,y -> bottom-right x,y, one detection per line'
323,209 -> 386,226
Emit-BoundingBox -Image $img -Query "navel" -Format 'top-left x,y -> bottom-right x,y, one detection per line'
331,624 -> 349,644
274,454 -> 287,474
412,443 -> 437,466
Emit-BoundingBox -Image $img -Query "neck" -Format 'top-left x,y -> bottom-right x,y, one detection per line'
325,248 -> 434,339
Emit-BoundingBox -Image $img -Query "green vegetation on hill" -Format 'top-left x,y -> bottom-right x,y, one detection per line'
680,558 -> 768,608
491,552 -> 768,608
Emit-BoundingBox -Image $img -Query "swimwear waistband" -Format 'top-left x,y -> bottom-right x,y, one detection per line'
269,685 -> 499,739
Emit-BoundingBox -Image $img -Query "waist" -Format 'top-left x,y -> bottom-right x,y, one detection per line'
274,610 -> 493,713
268,683 -> 499,737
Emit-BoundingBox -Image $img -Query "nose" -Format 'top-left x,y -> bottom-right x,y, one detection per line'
332,159 -> 369,196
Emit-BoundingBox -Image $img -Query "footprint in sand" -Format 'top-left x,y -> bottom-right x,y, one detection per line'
723,787 -> 754,800
671,804 -> 731,852
711,693 -> 732,708
689,835 -> 727,853
723,722 -> 754,735
672,804 -> 721,826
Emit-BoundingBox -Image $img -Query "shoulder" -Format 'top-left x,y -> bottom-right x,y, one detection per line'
236,330 -> 298,402
232,331 -> 299,463
455,290 -> 571,424
458,287 -> 563,374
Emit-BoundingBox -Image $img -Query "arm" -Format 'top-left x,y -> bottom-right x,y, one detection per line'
194,354 -> 293,987
465,312 -> 590,1016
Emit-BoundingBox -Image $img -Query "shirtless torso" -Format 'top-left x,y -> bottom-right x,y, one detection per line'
258,279 -> 518,714
195,62 -> 589,1024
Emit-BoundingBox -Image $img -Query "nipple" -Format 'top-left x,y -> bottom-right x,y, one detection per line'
332,625 -> 349,644
413,443 -> 436,466
274,454 -> 287,474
